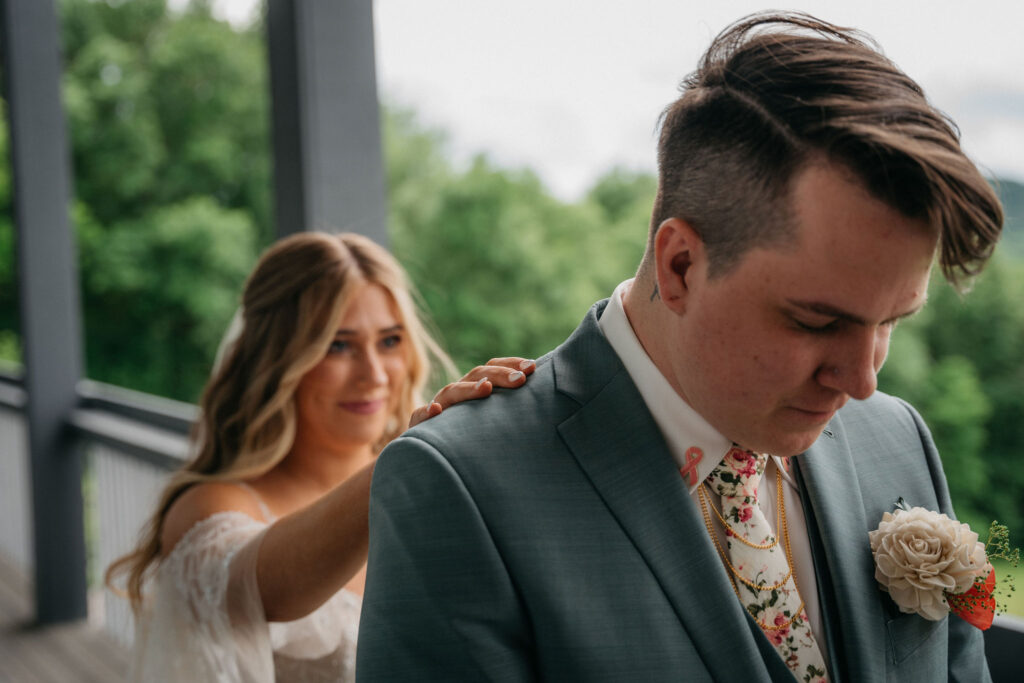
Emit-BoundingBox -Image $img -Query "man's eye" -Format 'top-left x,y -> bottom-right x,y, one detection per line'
794,319 -> 837,333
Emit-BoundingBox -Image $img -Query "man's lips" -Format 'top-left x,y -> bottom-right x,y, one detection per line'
790,401 -> 844,421
339,399 -> 386,415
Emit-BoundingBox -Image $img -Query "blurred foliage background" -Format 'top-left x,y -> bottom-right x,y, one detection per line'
0,0 -> 1021,535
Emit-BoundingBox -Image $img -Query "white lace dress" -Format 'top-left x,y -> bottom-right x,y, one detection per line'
131,509 -> 362,682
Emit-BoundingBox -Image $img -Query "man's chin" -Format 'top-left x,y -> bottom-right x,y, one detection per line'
745,429 -> 827,458
785,429 -> 831,457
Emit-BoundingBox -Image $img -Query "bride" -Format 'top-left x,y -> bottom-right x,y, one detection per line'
106,232 -> 534,681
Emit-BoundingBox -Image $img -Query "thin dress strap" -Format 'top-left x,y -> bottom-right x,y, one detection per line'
234,481 -> 275,523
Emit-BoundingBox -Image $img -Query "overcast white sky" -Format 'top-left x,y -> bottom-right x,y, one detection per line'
205,0 -> 1024,201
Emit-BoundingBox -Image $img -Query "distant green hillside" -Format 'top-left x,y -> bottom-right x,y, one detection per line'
994,178 -> 1024,258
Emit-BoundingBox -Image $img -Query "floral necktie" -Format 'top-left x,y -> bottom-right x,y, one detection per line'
704,447 -> 829,682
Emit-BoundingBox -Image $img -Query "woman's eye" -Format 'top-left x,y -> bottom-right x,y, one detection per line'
380,334 -> 403,349
328,340 -> 350,353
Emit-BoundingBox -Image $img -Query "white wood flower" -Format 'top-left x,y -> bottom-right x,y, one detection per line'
868,506 -> 989,621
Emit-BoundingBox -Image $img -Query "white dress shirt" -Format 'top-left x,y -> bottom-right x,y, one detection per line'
597,279 -> 827,657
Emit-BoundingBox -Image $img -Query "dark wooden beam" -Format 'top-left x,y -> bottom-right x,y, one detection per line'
267,0 -> 388,245
0,0 -> 88,623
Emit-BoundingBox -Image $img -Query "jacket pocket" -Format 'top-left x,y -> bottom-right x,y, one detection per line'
886,613 -> 944,665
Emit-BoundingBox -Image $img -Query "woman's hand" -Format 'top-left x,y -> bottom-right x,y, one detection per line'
408,357 -> 536,428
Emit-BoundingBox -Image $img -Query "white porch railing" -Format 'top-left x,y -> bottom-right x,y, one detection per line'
0,374 -> 188,647
91,443 -> 176,645
0,403 -> 32,573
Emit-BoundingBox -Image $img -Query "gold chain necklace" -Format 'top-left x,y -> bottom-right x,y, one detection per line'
704,486 -> 778,550
698,466 -> 804,631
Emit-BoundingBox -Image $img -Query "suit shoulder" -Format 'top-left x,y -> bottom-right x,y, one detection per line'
837,390 -> 924,434
833,390 -> 938,469
381,357 -> 581,483
408,358 -> 566,440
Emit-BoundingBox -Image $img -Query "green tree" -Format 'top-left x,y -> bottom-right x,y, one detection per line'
925,257 -> 1024,531
49,0 -> 270,400
587,166 -> 657,226
386,110 -> 648,370
0,105 -> 16,355
880,255 -> 1024,532
78,196 -> 256,397
994,179 -> 1024,258
918,357 -> 993,530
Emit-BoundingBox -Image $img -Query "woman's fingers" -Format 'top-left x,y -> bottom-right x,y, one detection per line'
486,357 -> 538,371
407,358 -> 536,428
408,401 -> 443,429
458,357 -> 536,387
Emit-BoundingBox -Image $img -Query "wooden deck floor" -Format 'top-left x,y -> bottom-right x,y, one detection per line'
0,554 -> 129,682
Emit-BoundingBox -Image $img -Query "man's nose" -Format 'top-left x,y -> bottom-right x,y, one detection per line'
818,330 -> 883,400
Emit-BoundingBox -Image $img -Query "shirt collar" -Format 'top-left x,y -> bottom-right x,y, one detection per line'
598,279 -> 732,493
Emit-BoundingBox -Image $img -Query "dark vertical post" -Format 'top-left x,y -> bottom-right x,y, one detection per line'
267,0 -> 388,245
0,0 -> 87,622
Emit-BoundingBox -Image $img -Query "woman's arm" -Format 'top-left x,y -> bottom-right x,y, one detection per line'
161,358 -> 535,622
250,357 -> 536,622
256,461 -> 374,622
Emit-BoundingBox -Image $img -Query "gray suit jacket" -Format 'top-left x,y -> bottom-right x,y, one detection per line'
357,300 -> 990,682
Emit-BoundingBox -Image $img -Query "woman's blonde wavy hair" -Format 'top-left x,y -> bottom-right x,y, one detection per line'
106,231 -> 455,609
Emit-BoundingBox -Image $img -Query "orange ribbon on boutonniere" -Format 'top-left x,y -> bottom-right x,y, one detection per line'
948,565 -> 996,631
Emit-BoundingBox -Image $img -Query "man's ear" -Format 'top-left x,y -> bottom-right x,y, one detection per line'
653,217 -> 704,315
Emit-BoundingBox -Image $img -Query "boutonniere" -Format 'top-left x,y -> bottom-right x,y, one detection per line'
868,499 -> 1019,630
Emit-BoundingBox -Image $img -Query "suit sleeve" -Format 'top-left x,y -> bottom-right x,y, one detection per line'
356,435 -> 535,682
897,398 -> 992,683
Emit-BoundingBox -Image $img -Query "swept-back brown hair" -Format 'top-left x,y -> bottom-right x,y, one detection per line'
648,11 -> 1002,285
106,232 -> 455,608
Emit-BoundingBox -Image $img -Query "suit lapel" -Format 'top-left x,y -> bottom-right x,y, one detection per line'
551,303 -> 791,681
793,463 -> 845,682
796,416 -> 888,682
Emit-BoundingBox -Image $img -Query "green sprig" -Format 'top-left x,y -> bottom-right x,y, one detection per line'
986,521 -> 1021,565
985,521 -> 1020,615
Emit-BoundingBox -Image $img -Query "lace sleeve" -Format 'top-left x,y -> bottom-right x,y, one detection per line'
132,511 -> 275,683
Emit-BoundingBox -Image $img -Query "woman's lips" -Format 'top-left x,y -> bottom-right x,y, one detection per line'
340,399 -> 385,415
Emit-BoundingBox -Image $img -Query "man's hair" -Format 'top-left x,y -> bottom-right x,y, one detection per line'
648,11 -> 1002,285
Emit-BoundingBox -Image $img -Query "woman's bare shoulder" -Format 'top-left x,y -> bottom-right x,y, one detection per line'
160,482 -> 266,558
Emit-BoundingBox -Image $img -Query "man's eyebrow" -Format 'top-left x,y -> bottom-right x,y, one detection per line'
785,299 -> 926,326
334,324 -> 405,336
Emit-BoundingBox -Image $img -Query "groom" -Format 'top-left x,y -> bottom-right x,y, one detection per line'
357,12 -> 1001,682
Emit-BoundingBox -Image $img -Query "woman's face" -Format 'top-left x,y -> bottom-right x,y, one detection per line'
293,283 -> 410,459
